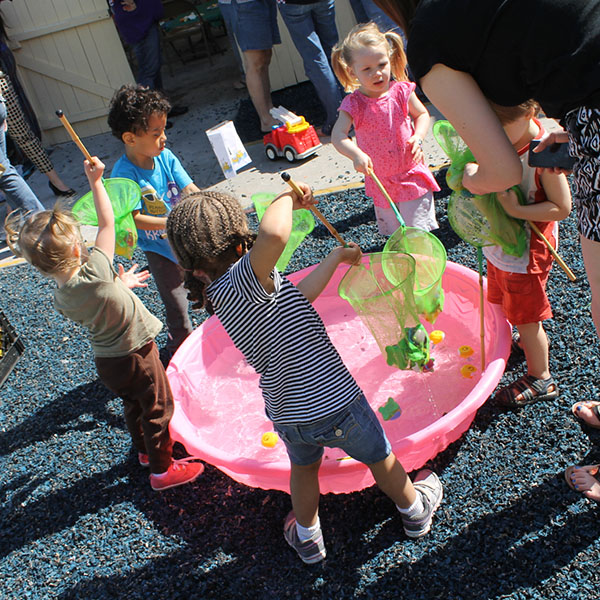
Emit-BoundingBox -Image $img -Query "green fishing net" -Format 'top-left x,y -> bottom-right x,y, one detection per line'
433,120 -> 526,257
338,252 -> 431,371
383,226 -> 446,323
71,178 -> 142,259
252,192 -> 315,272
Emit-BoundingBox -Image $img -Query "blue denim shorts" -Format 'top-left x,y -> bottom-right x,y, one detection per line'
273,394 -> 392,466
218,0 -> 281,52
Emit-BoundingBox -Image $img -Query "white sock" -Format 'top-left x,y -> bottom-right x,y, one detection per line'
397,494 -> 424,517
296,517 -> 321,542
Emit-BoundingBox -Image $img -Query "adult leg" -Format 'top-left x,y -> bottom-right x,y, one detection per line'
133,23 -> 163,90
0,101 -> 43,213
278,1 -> 342,133
144,251 -> 193,356
243,48 -> 278,131
580,234 -> 600,337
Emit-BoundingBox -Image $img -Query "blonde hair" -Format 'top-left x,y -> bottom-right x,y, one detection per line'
4,204 -> 83,276
166,191 -> 256,309
331,22 -> 408,92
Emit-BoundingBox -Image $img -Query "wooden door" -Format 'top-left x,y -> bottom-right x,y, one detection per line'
0,0 -> 135,144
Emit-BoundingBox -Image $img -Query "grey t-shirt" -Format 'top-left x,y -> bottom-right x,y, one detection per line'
54,247 -> 162,358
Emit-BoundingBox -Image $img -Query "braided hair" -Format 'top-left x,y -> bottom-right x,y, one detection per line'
167,191 -> 256,309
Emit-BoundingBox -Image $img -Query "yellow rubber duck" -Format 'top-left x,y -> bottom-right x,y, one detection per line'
430,330 -> 445,344
261,432 -> 279,448
458,345 -> 474,358
460,364 -> 477,378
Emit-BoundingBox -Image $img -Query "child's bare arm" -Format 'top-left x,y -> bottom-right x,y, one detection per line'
85,157 -> 115,261
183,182 -> 200,195
407,92 -> 429,161
496,172 -> 572,222
331,109 -> 372,175
118,263 -> 151,289
249,182 -> 313,288
297,243 -> 362,303
133,212 -> 167,230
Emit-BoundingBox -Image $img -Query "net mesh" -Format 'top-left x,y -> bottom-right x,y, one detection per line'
252,192 -> 315,272
338,252 -> 431,370
433,121 -> 527,256
71,178 -> 141,259
383,226 -> 446,323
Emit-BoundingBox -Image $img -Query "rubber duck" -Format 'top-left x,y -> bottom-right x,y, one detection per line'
460,364 -> 477,378
458,345 -> 474,358
430,330 -> 445,344
261,432 -> 279,448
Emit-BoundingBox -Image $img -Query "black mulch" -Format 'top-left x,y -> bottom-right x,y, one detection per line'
1,172 -> 599,599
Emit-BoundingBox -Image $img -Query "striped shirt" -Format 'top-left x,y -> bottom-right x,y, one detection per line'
207,253 -> 362,424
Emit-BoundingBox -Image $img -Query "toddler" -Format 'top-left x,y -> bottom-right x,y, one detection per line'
331,22 -> 439,236
487,100 -> 571,407
5,157 -> 204,491
108,84 -> 200,357
166,185 -> 443,564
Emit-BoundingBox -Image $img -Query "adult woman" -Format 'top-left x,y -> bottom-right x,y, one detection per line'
373,0 -> 600,499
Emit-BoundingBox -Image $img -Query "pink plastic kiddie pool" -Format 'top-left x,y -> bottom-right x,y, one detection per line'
167,258 -> 510,494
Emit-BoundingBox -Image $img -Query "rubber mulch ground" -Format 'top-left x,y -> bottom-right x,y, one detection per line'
1,174 -> 599,599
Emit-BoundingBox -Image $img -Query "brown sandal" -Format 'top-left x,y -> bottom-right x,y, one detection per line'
496,374 -> 558,408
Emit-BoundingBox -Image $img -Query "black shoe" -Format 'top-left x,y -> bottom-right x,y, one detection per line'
168,105 -> 188,118
49,181 -> 76,198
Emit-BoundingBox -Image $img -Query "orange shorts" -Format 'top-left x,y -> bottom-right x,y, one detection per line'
486,262 -> 552,325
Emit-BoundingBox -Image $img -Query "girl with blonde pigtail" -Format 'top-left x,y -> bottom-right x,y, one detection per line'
331,22 -> 439,236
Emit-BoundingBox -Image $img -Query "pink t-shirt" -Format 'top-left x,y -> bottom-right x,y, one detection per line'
339,80 -> 439,208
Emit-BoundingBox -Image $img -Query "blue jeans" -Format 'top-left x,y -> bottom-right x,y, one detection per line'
273,393 -> 392,466
132,23 -> 163,90
348,0 -> 401,34
0,100 -> 43,213
278,0 -> 343,132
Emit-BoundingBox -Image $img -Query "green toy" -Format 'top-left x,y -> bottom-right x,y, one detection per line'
71,178 -> 142,260
385,324 -> 431,370
252,192 -> 315,272
378,397 -> 401,421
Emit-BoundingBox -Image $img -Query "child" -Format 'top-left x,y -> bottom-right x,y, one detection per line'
166,186 -> 443,564
486,100 -> 572,407
331,22 -> 440,236
108,84 -> 200,357
4,157 -> 204,491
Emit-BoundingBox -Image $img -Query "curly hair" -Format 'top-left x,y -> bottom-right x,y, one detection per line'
107,84 -> 171,140
331,22 -> 408,92
166,191 -> 256,310
4,203 -> 84,276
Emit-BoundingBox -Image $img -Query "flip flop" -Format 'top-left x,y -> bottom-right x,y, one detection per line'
571,401 -> 600,430
564,464 -> 600,501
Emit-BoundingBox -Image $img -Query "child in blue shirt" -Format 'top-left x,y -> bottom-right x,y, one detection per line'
108,84 -> 200,356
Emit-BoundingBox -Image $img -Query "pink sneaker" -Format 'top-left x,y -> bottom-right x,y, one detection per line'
138,452 -> 150,467
150,458 -> 204,491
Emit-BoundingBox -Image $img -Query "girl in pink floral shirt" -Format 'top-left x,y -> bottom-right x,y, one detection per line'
331,23 -> 439,235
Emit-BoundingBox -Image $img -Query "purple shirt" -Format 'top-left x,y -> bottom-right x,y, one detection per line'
109,0 -> 164,45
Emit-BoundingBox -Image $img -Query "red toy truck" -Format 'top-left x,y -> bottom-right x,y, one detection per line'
263,108 -> 322,162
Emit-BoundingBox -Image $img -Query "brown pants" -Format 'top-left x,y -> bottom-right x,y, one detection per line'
95,341 -> 174,474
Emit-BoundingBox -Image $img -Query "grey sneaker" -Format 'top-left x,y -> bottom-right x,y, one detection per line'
283,511 -> 326,564
402,469 -> 443,538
